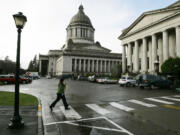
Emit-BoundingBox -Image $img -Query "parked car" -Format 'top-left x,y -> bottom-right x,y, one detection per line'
46,75 -> 52,79
88,75 -> 100,82
118,76 -> 136,87
0,75 -> 30,84
103,77 -> 118,84
136,74 -> 172,89
96,77 -> 105,83
77,75 -> 88,81
96,77 -> 118,84
20,75 -> 32,83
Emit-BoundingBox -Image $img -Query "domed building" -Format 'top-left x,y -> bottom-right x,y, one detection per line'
39,5 -> 121,77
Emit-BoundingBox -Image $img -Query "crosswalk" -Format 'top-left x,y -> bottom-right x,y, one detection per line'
43,95 -> 180,125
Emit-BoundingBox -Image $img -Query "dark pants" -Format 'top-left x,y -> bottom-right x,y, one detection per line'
50,93 -> 69,108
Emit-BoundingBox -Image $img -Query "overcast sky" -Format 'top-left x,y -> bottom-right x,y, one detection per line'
0,0 -> 178,69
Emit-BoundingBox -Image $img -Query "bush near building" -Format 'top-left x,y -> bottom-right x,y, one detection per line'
161,57 -> 180,78
161,57 -> 180,88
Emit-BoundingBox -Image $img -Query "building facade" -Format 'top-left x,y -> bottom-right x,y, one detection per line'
39,5 -> 121,76
119,1 -> 180,74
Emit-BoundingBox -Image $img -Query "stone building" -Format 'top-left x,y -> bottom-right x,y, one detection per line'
119,0 -> 180,74
39,5 -> 121,77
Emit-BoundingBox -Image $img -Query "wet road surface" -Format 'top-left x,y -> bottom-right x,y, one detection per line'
0,78 -> 180,135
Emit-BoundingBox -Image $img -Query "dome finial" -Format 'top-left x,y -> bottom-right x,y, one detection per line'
79,4 -> 84,12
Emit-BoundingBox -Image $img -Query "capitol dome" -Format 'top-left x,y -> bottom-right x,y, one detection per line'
66,5 -> 95,45
68,5 -> 93,28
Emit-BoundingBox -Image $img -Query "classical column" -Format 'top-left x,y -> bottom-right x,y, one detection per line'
158,37 -> 163,72
96,60 -> 99,73
83,59 -> 86,72
142,37 -> 147,73
134,41 -> 139,72
79,59 -> 81,72
169,32 -> 176,58
122,45 -> 127,73
88,59 -> 90,72
163,30 -> 169,61
148,40 -> 152,72
176,26 -> 180,57
152,34 -> 157,72
92,60 -> 94,72
104,61 -> 107,73
127,43 -> 132,69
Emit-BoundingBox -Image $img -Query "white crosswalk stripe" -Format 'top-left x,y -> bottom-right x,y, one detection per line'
145,98 -> 174,105
161,97 -> 180,102
59,106 -> 82,119
110,102 -> 134,112
128,99 -> 157,107
174,95 -> 180,98
86,104 -> 111,115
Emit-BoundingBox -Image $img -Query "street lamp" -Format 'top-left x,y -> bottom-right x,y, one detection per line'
9,12 -> 27,128
154,59 -> 159,75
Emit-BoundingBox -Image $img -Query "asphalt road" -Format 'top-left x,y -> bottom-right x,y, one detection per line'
0,78 -> 180,135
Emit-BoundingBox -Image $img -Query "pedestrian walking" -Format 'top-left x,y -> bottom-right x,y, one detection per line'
50,78 -> 70,111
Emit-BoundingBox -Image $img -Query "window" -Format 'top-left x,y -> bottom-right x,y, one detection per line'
80,29 -> 83,37
70,29 -> 73,36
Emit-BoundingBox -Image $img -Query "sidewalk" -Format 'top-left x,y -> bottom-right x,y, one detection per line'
0,106 -> 42,135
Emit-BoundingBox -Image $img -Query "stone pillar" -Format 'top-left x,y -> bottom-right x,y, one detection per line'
158,37 -> 163,72
134,41 -> 139,72
169,32 -> 176,58
148,40 -> 152,72
176,26 -> 180,57
163,30 -> 169,62
152,34 -> 157,72
104,61 -> 107,73
142,37 -> 147,73
122,45 -> 127,73
83,59 -> 86,72
88,59 -> 90,72
127,43 -> 132,69
92,60 -> 94,72
96,60 -> 99,73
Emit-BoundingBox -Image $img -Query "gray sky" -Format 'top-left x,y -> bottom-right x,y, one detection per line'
0,0 -> 177,69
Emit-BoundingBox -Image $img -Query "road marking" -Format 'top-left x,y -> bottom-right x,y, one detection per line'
86,104 -> 111,115
66,122 -> 126,133
45,116 -> 134,135
145,98 -> 174,105
174,95 -> 180,98
110,102 -> 134,112
163,105 -> 180,110
161,97 -> 180,102
44,116 -> 105,126
128,99 -> 157,107
104,117 -> 134,135
60,106 -> 82,119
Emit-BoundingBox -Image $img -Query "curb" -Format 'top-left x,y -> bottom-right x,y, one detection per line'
38,98 -> 44,135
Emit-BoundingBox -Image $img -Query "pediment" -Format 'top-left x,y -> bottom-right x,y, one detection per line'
128,10 -> 176,34
168,1 -> 180,8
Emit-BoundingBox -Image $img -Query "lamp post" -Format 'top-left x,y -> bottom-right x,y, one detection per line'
9,12 -> 27,128
154,60 -> 159,75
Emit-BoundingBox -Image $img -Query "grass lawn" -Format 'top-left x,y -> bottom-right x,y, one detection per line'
0,91 -> 38,106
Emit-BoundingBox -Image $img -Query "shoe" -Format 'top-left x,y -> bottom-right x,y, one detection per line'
49,106 -> 53,112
